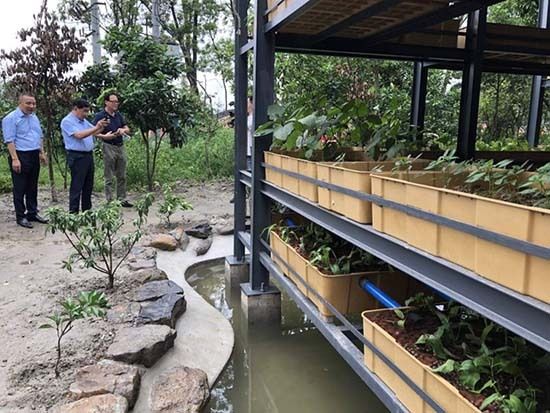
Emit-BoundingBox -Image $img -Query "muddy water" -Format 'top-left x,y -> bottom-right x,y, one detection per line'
187,262 -> 388,413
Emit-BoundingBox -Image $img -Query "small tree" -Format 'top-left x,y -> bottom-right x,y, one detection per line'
158,184 -> 193,226
40,290 -> 109,378
105,28 -> 198,190
1,0 -> 86,201
47,193 -> 154,289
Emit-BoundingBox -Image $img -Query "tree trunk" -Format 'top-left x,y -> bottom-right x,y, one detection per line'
46,127 -> 58,203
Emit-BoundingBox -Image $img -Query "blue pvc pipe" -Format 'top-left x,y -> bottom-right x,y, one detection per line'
360,278 -> 401,309
285,217 -> 298,228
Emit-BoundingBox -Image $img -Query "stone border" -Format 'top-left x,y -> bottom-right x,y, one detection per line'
132,236 -> 235,412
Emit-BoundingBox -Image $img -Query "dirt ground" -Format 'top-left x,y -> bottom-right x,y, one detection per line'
0,180 -> 234,412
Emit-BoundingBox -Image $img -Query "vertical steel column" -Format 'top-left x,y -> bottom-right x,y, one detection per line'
457,8 -> 487,160
233,0 -> 249,260
527,0 -> 549,147
410,61 -> 428,132
250,0 -> 275,291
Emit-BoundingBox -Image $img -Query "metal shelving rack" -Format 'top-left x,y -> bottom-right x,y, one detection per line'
232,1 -> 550,412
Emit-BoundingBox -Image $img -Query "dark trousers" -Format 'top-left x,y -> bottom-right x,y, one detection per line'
67,151 -> 94,213
9,150 -> 40,220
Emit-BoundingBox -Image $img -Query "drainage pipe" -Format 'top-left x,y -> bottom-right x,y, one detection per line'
359,278 -> 401,309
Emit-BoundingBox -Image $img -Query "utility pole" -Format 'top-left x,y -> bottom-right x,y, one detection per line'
91,0 -> 101,64
152,0 -> 160,39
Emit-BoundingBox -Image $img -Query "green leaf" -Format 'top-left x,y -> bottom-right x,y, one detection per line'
268,104 -> 285,119
480,393 -> 502,411
273,123 -> 295,142
432,359 -> 456,374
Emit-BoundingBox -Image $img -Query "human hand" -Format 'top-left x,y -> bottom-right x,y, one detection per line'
12,158 -> 21,173
97,118 -> 110,129
39,152 -> 48,166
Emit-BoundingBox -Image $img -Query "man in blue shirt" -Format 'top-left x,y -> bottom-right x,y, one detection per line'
2,93 -> 48,228
93,93 -> 132,207
60,99 -> 109,213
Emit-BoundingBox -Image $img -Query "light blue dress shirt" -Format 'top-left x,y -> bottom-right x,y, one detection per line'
1,108 -> 43,151
61,113 -> 95,152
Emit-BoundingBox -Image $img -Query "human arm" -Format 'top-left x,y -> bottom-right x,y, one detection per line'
66,119 -> 109,140
2,115 -> 21,173
6,142 -> 21,173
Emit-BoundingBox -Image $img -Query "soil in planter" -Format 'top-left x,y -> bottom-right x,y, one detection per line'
365,310 -> 550,413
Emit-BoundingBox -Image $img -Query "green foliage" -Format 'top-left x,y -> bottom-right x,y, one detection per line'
1,2 -> 86,202
78,61 -> 118,104
103,28 -> 203,190
158,184 -> 193,226
520,163 -> 550,209
395,297 -> 545,412
40,290 -> 109,377
46,194 -> 154,289
269,221 -> 386,275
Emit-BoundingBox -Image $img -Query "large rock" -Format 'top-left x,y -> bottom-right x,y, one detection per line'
68,360 -> 140,407
138,294 -> 186,328
193,236 -> 213,256
185,223 -> 212,240
128,259 -> 156,271
179,232 -> 190,252
169,226 -> 185,243
107,302 -> 142,324
134,280 -> 183,302
150,367 -> 209,413
129,246 -> 157,262
52,394 -> 128,413
133,267 -> 168,284
150,234 -> 178,251
106,325 -> 177,367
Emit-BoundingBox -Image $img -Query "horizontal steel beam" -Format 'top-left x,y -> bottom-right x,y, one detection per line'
265,0 -> 322,32
260,180 -> 550,350
240,169 -> 252,187
240,39 -> 254,55
361,0 -> 505,46
238,230 -> 251,251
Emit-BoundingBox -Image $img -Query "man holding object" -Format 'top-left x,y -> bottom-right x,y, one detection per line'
93,93 -> 132,207
2,93 -> 48,229
61,99 -> 109,213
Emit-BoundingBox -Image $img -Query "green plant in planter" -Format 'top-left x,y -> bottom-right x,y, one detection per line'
424,149 -> 463,188
464,159 -> 515,197
520,163 -> 550,208
392,154 -> 423,180
395,298 -> 545,413
40,291 -> 109,378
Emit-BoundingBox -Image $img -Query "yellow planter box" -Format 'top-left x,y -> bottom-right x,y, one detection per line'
371,171 -> 550,304
362,309 -> 481,413
264,151 -> 317,200
270,231 -> 427,316
318,160 -> 429,224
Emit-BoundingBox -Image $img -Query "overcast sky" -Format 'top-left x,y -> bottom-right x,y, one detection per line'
0,0 -> 60,52
0,0 -> 227,110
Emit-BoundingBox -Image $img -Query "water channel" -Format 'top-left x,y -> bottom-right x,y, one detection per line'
186,261 -> 389,413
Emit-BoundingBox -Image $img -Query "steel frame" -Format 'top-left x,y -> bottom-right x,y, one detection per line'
457,8 -> 487,160
233,0 -> 550,410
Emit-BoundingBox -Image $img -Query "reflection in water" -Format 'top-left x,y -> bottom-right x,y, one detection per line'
187,262 -> 388,413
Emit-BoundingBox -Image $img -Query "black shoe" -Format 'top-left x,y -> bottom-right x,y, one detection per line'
120,200 -> 134,208
17,218 -> 33,229
229,197 -> 234,204
27,214 -> 48,224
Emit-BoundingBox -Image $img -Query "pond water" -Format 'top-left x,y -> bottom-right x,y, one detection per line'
186,261 -> 389,413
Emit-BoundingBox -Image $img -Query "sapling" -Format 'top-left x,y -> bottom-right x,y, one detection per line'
40,291 -> 109,378
158,184 -> 193,226
47,193 -> 154,289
